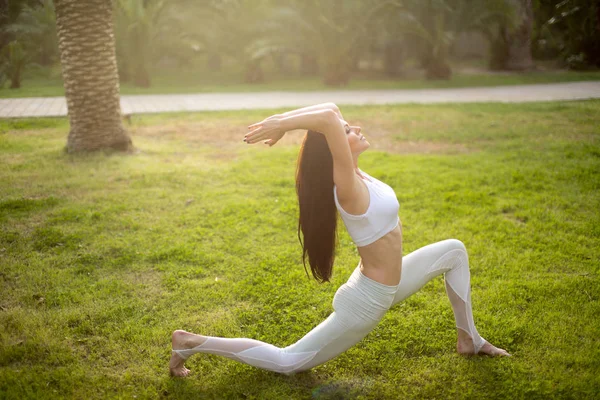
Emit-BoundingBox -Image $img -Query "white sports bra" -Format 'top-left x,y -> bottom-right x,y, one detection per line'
333,170 -> 400,247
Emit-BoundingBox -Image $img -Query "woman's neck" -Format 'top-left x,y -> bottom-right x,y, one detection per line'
355,167 -> 369,181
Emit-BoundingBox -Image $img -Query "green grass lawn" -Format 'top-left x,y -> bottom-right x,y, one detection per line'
1,68 -> 600,98
1,101 -> 599,399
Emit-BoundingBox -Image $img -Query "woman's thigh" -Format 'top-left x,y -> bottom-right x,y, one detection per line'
283,311 -> 377,372
285,270 -> 396,372
392,239 -> 466,306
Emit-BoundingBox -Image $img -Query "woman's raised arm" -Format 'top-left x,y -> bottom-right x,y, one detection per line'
274,103 -> 343,119
245,109 -> 357,200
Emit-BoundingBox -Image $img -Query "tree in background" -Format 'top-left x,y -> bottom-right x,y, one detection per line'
541,0 -> 600,69
114,0 -> 176,87
0,0 -> 52,89
504,0 -> 534,70
1,40 -> 28,88
55,0 -> 132,153
272,0 -> 389,86
2,0 -> 597,94
0,0 -> 34,49
380,12 -> 407,78
487,0 -> 533,70
388,0 -> 515,79
178,0 -> 278,83
6,0 -> 57,66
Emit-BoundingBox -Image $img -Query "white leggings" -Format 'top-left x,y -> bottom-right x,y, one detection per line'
173,239 -> 485,375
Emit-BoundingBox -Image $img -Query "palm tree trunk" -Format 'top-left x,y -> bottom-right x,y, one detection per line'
322,56 -> 351,86
504,0 -> 535,70
9,67 -> 21,89
384,39 -> 404,78
300,53 -> 318,76
55,0 -> 132,153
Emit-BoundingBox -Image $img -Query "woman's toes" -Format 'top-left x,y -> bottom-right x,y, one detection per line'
497,348 -> 511,357
170,366 -> 190,377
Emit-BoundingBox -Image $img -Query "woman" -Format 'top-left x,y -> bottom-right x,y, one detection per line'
169,103 -> 510,377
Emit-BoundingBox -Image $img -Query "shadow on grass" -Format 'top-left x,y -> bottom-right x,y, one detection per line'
162,365 -> 376,399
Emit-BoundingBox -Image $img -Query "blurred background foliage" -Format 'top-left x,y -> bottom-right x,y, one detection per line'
0,0 -> 598,90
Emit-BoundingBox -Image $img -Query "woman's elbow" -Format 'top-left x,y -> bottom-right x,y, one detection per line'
325,103 -> 341,117
317,109 -> 340,131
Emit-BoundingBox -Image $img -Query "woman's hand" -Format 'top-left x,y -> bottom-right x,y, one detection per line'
245,115 -> 286,147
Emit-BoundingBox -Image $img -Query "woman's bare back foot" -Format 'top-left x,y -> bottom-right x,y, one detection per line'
473,341 -> 511,357
169,330 -> 207,377
456,331 -> 511,357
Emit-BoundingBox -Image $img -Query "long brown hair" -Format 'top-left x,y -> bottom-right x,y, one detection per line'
295,130 -> 338,283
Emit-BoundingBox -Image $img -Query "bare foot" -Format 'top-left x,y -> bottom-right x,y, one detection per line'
169,330 -> 207,377
474,341 -> 511,357
456,331 -> 511,357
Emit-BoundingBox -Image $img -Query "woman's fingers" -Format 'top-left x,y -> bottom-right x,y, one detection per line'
245,132 -> 264,143
247,121 -> 264,129
245,118 -> 281,145
244,128 -> 260,139
246,132 -> 269,144
246,127 -> 278,143
246,125 -> 271,136
244,129 -> 263,143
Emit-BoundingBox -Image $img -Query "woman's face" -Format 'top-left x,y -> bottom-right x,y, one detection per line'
341,119 -> 370,156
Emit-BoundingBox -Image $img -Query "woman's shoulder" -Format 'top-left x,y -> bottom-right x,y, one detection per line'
334,174 -> 370,216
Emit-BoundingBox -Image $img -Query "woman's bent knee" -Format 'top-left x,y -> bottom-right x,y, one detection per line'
442,239 -> 466,253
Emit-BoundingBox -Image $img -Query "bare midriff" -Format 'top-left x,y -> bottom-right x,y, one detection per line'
357,221 -> 403,286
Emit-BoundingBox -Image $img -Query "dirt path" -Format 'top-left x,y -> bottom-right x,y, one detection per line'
1,81 -> 599,118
